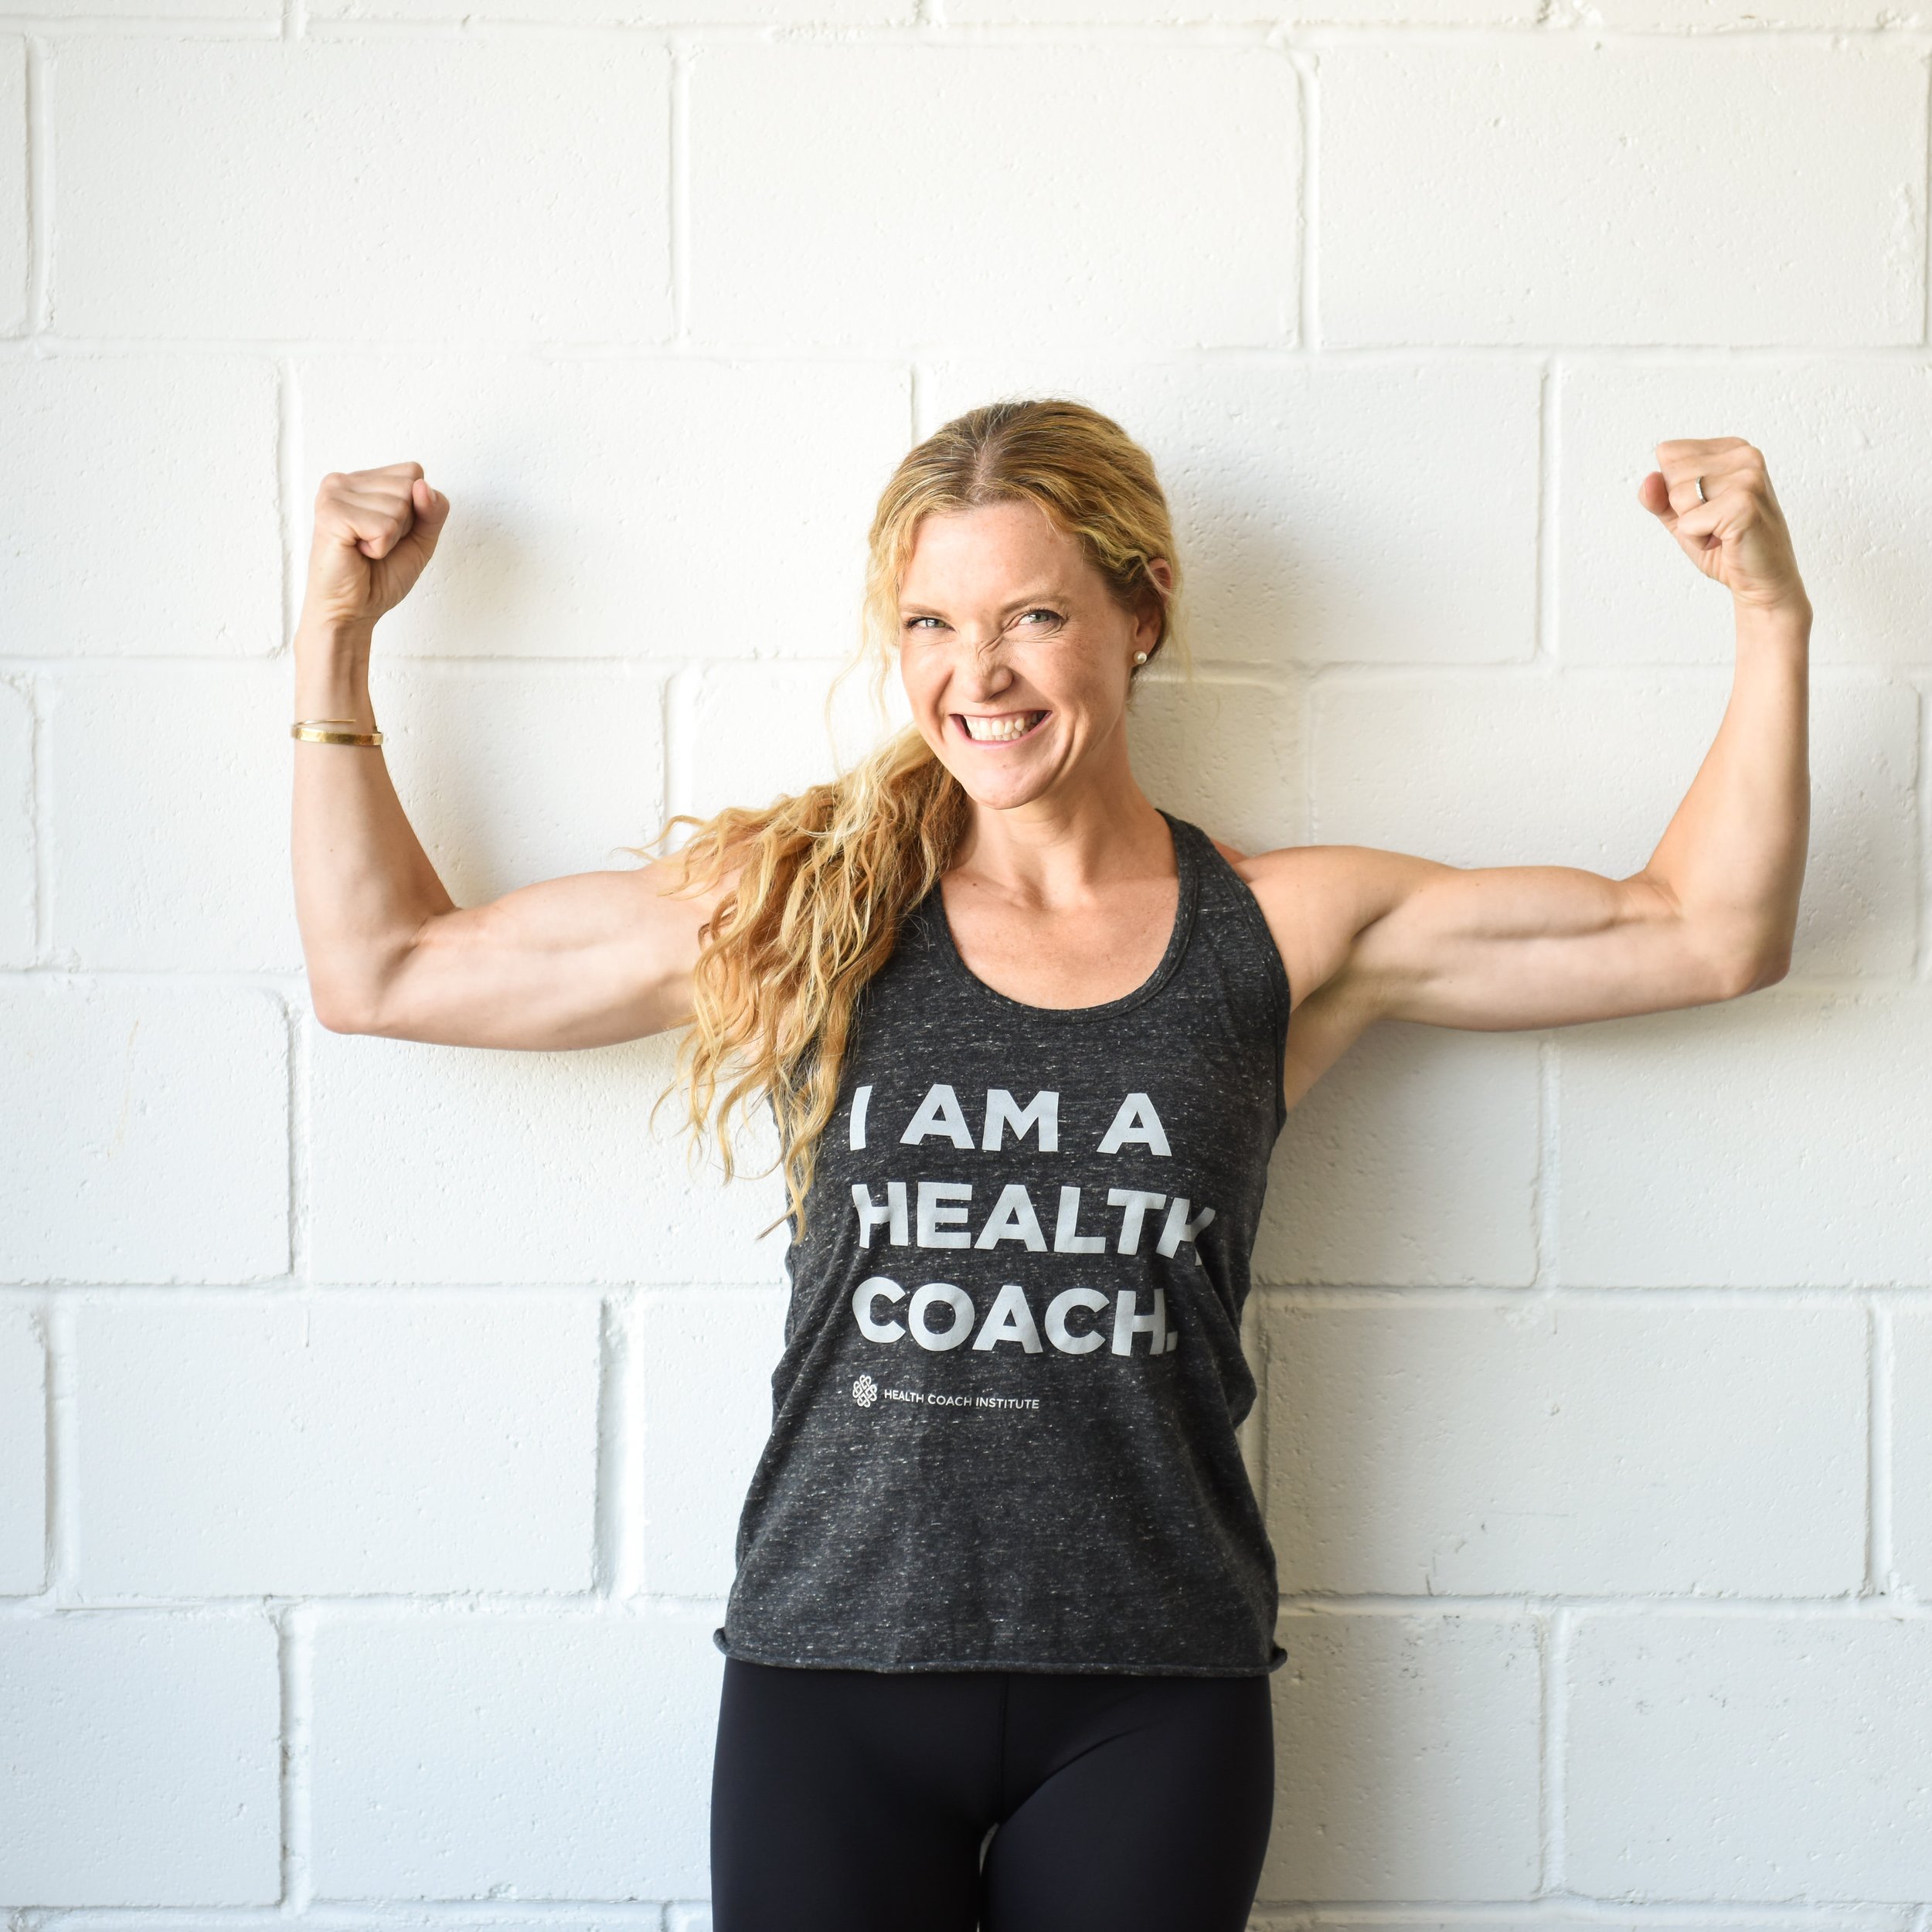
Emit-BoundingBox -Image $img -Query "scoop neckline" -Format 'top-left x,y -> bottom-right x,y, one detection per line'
923,810 -> 1201,1023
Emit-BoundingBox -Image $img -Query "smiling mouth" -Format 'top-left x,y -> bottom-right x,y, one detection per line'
956,710 -> 1047,744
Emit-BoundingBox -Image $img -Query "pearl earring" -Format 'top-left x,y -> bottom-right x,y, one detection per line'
1133,651 -> 1148,665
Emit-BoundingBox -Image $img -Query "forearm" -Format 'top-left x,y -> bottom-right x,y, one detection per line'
291,618 -> 457,1028
1640,595 -> 1812,981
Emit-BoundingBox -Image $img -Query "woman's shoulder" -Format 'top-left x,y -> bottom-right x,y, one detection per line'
1198,835 -> 1433,1021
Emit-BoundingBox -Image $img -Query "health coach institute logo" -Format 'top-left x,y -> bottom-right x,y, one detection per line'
852,1373 -> 879,1407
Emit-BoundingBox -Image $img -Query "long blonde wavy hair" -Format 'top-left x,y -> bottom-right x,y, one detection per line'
654,397 -> 1185,1238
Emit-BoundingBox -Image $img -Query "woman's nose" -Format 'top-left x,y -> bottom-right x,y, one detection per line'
954,642 -> 1015,696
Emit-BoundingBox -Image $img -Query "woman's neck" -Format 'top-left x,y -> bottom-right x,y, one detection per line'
949,763 -> 1174,911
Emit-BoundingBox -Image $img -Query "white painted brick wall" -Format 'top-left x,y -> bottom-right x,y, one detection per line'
4,6 -> 1930,1925
72,1290 -> 602,1597
667,657 -> 914,823
46,662 -> 307,970
1566,1614 -> 1932,1900
53,39 -> 672,342
0,1304 -> 44,1591
0,1613 -> 281,1904
637,1287 -> 791,1597
921,358 -> 1545,665
1559,362 -> 1932,668
1320,43 -> 1924,345
0,676 -> 32,964
300,357 -> 910,661
1311,669 -> 1920,978
0,354 -> 281,656
307,1023 -> 787,1284
308,1612 -> 719,1900
0,40 -> 21,338
0,981 -> 288,1283
1265,1300 -> 1868,1597
1559,991 -> 1932,1287
365,659 -> 666,902
1890,1308 -> 1932,1594
1264,1611 -> 1543,1901
688,46 -> 1298,352
1256,1022 -> 1543,1287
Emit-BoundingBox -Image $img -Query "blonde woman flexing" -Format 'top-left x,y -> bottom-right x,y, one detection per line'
291,403 -> 1811,1930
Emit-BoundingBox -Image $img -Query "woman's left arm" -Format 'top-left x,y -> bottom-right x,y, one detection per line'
1244,435 -> 1812,1052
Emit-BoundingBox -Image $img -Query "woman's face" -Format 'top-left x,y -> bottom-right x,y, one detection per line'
895,499 -> 1167,816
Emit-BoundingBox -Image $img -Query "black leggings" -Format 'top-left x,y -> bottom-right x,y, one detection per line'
709,1655 -> 1276,1931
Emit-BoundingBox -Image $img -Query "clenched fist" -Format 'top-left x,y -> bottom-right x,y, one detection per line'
1638,437 -> 1809,618
301,462 -> 451,634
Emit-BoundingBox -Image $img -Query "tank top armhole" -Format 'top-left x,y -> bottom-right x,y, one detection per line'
1183,821 -> 1294,1131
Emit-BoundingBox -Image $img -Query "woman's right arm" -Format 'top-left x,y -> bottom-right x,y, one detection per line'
292,462 -> 722,1050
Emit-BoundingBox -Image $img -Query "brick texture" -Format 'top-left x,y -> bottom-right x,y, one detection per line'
8,9 -> 1930,1920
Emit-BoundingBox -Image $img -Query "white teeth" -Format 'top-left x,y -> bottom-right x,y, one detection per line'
961,711 -> 1043,743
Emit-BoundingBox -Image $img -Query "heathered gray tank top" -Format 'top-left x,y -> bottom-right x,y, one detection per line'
713,811 -> 1291,1675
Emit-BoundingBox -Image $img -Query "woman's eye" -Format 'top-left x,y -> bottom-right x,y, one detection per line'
900,609 -> 1060,636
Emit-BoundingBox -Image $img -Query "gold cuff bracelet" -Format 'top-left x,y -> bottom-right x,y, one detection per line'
291,718 -> 385,747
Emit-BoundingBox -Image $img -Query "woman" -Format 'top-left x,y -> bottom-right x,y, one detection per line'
290,400 -> 1811,1930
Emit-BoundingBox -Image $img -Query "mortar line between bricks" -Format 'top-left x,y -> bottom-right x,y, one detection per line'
0,1282 -> 682,1300
1922,49 -> 1930,349
1246,1920 -> 1887,1930
12,338 -> 1932,370
100,16 -> 1932,46
592,1290 -> 644,1597
277,1907 -> 678,1924
1869,1298 -> 1895,1596
43,1291 -> 75,1601
0,12 -> 284,31
22,33 -> 48,335
39,1590 -> 1932,1618
0,965 -> 315,989
32,1291 -> 53,1597
1537,1032 -> 1559,1287
2,1273 -> 791,1292
0,1594 -> 733,1624
0,1593 -> 739,1618
1277,1594 -> 1932,1617
286,990 -> 311,1281
278,356 -> 300,652
661,662 -> 686,823
278,1607 -> 314,1908
1292,660 -> 1312,843
7,961 -> 1928,999
8,655 -> 1928,686
1269,663 -> 1923,693
1249,1904 -> 1924,1923
1914,679 -> 1930,981
1252,1283 -> 1932,1305
1534,355 -> 1558,663
25,671 -> 49,962
1543,1605 -> 1570,1894
1291,43 -> 1316,352
34,1906 -> 691,1926
668,37 -> 689,348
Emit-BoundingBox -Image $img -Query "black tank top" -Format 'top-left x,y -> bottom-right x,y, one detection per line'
713,811 -> 1291,1675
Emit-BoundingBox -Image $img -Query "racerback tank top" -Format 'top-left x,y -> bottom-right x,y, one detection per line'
713,811 -> 1291,1675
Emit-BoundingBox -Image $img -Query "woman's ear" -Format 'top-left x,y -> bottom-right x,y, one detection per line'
1136,557 -> 1175,655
